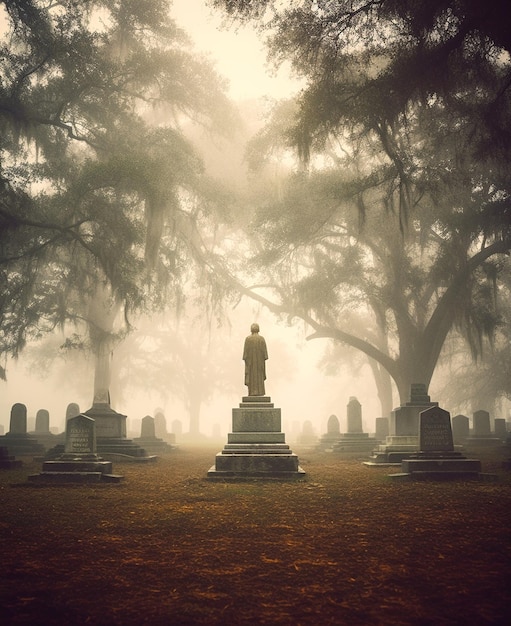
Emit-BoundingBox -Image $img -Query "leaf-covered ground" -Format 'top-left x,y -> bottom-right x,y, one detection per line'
0,445 -> 510,625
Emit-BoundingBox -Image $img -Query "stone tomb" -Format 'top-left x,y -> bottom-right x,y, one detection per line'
0,446 -> 22,469
29,414 -> 123,483
207,396 -> 305,480
364,384 -> 437,465
84,402 -> 156,461
389,406 -> 487,481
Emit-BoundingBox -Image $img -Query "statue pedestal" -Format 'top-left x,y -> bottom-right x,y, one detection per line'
207,397 -> 305,480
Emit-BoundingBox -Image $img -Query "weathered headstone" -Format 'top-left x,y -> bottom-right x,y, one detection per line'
473,410 -> 491,436
494,418 -> 507,440
1,403 -> 45,457
346,397 -> 363,433
451,414 -> 470,444
141,415 -> 156,439
389,406 -> 487,481
35,409 -> 50,434
327,414 -> 340,435
65,414 -> 96,456
468,409 -> 501,447
154,411 -> 167,439
66,403 -> 80,422
419,406 -> 454,452
297,420 -> 318,446
133,415 -> 174,454
28,414 -> 123,483
375,417 -> 389,441
9,403 -> 27,434
333,398 -> 377,456
317,415 -> 341,451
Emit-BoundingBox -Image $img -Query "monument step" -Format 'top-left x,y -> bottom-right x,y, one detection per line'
207,466 -> 306,481
401,458 -> 482,473
214,452 -> 301,473
222,443 -> 290,452
228,432 -> 286,444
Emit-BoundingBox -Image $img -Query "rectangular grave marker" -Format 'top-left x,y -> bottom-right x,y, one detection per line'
65,414 -> 96,455
419,406 -> 454,452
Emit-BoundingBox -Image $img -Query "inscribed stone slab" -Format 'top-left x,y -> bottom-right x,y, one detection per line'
419,406 -> 454,452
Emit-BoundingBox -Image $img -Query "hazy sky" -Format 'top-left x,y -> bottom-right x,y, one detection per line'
172,0 -> 302,100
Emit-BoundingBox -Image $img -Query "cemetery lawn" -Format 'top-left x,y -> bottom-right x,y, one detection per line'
1,446 -> 510,626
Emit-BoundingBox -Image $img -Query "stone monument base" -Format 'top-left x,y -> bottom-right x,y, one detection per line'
363,435 -> 419,465
0,446 -> 22,469
207,396 -> 306,481
387,451 -> 495,481
0,433 -> 45,457
28,454 -> 124,483
332,432 -> 379,456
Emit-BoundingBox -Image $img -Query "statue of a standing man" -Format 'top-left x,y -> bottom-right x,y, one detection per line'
243,323 -> 268,396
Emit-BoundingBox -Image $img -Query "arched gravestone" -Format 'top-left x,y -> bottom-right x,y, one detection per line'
9,403 -> 27,434
1,403 -> 44,457
66,403 -> 80,422
317,415 -> 341,451
327,414 -> 340,435
35,409 -> 50,434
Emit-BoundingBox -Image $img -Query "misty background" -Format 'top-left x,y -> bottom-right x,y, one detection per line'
1,1 -> 510,440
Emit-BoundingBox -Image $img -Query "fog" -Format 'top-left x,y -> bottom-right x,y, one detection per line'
1,2 -> 509,441
0,302 -> 383,440
0,1 -> 384,441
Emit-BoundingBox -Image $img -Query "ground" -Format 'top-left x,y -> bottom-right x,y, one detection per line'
0,445 -> 510,625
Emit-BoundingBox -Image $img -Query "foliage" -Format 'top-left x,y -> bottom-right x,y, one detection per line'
212,0 -> 511,408
0,0 -> 236,376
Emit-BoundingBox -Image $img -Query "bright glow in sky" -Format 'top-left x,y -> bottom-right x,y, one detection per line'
172,0 -> 303,100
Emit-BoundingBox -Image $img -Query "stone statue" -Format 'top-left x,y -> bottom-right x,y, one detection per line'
243,323 -> 268,396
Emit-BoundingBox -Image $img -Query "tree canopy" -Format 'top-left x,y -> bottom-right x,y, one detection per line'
212,0 -> 511,410
0,0 -> 235,378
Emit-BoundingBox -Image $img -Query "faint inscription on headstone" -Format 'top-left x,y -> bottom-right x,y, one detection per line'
9,403 -> 27,434
65,414 -> 96,455
419,406 -> 454,452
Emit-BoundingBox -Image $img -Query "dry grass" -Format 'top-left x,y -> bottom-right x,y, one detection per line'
1,445 -> 510,625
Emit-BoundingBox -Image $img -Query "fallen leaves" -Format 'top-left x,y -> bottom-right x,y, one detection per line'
0,446 -> 510,625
